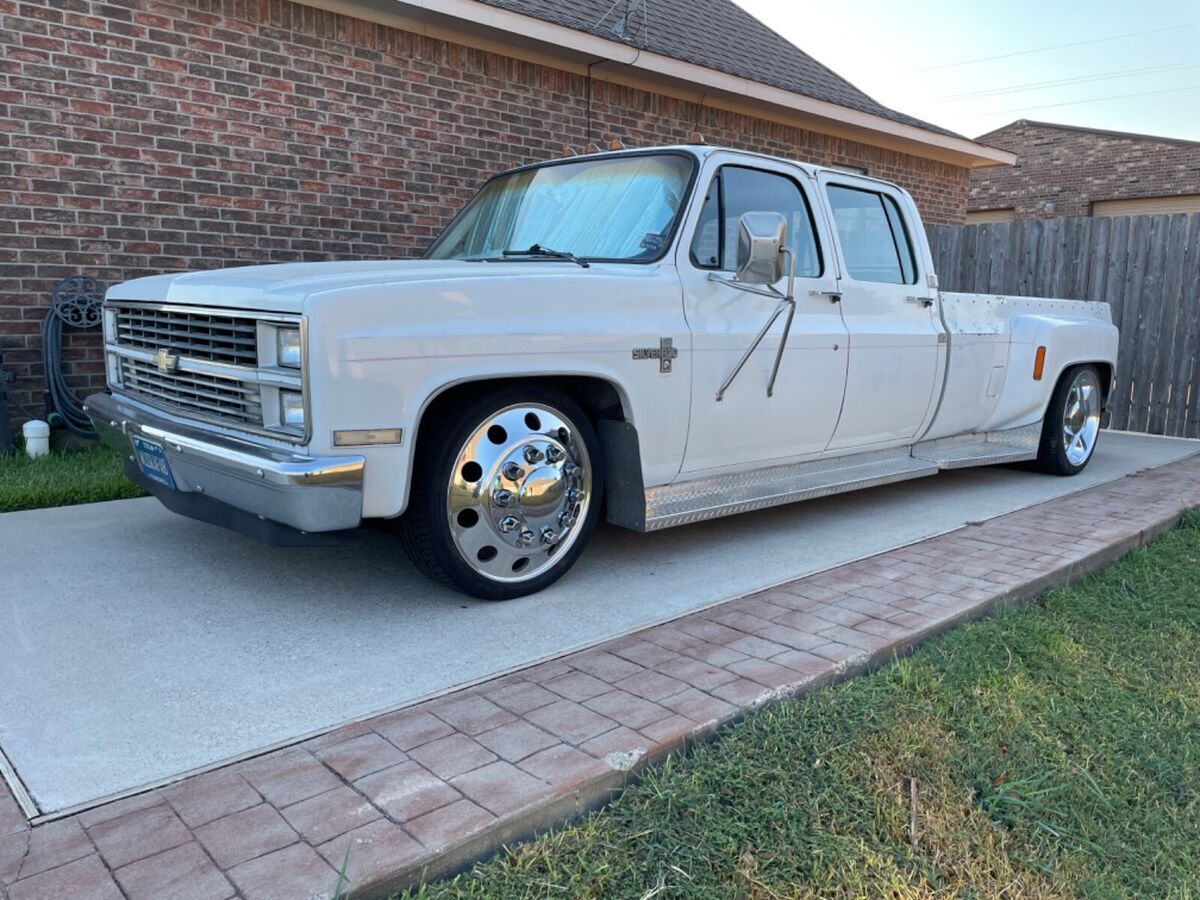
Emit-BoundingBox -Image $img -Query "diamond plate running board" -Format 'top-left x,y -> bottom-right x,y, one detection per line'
911,423 -> 1041,470
632,424 -> 1043,533
643,449 -> 938,531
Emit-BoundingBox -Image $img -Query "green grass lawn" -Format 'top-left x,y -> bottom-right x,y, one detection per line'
411,512 -> 1200,899
0,442 -> 145,512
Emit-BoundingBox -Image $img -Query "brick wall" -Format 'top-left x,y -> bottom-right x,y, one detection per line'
969,120 -> 1200,219
0,0 -> 970,420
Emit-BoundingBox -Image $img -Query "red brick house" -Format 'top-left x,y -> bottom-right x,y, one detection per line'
0,0 -> 1011,418
968,119 -> 1200,222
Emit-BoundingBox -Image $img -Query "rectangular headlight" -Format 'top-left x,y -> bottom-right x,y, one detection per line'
280,390 -> 305,428
276,328 -> 302,368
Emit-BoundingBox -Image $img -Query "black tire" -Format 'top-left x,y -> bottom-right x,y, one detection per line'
1032,364 -> 1102,476
398,384 -> 604,600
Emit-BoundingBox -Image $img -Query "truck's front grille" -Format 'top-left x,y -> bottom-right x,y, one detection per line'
119,357 -> 264,427
114,307 -> 258,366
105,302 -> 305,442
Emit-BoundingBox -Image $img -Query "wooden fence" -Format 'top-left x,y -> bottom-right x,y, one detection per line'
926,213 -> 1200,438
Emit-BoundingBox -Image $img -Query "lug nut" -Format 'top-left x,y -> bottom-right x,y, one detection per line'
563,463 -> 578,477
517,529 -> 535,546
558,511 -> 576,528
523,445 -> 544,464
567,487 -> 584,503
493,489 -> 515,507
540,527 -> 558,545
502,462 -> 524,481
545,445 -> 564,463
499,515 -> 519,533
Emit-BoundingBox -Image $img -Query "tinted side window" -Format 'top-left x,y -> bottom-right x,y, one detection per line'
689,166 -> 822,277
825,185 -> 918,285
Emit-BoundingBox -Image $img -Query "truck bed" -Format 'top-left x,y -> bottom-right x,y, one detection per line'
940,291 -> 1113,332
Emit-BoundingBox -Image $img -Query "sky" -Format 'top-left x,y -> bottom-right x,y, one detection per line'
732,0 -> 1200,142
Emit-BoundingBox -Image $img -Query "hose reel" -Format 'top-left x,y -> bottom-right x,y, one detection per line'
42,275 -> 104,439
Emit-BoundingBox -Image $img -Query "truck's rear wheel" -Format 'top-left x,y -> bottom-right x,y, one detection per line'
399,386 -> 603,600
1033,364 -> 1102,476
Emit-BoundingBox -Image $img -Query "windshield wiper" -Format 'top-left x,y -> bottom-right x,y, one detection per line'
501,244 -> 590,268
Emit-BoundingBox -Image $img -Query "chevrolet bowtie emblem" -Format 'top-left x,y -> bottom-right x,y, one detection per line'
152,348 -> 180,374
632,337 -> 679,374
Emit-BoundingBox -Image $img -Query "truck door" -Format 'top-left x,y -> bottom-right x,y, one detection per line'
816,173 -> 941,450
677,158 -> 848,474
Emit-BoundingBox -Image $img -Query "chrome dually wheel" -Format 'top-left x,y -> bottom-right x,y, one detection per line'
448,403 -> 593,583
1062,367 -> 1101,466
398,386 -> 604,600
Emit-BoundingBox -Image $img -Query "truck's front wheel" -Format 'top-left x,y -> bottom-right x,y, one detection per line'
399,386 -> 604,600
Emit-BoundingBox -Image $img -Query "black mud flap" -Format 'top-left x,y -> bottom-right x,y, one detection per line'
597,418 -> 647,532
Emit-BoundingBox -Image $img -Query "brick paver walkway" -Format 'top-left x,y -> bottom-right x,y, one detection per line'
3,452 -> 1199,899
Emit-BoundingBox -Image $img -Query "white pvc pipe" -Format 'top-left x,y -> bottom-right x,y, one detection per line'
22,420 -> 50,458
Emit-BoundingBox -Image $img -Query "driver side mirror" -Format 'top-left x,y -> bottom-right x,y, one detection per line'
734,212 -> 788,285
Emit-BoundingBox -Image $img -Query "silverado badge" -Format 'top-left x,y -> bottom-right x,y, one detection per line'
633,337 -> 678,373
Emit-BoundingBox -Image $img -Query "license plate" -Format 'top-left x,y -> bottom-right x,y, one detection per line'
131,436 -> 176,490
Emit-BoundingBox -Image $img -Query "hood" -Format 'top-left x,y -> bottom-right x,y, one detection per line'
104,259 -> 596,314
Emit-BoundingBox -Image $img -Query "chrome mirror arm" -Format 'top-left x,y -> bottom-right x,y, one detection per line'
714,248 -> 797,401
714,298 -> 790,401
705,273 -> 785,301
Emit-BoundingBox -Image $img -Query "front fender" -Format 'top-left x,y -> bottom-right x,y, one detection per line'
397,363 -> 643,513
300,267 -> 691,518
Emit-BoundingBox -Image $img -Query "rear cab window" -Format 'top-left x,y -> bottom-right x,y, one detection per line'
825,184 -> 918,284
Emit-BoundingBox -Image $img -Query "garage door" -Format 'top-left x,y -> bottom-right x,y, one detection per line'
1092,195 -> 1200,216
965,208 -> 1016,224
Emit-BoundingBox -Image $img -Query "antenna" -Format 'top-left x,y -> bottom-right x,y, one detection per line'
610,0 -> 647,41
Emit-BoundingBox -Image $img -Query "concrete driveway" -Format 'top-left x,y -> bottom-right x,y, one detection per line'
2,431 -> 1197,817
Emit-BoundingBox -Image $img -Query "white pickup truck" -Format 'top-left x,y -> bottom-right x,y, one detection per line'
87,145 -> 1118,599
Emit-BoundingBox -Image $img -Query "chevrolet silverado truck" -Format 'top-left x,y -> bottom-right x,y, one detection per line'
86,145 -> 1118,599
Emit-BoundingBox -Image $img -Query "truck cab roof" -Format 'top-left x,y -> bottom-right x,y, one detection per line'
513,144 -> 909,194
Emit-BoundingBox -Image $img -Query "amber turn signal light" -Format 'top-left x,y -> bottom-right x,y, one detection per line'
1033,346 -> 1047,380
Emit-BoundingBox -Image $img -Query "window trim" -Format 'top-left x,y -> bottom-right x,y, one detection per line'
688,170 -> 724,270
823,181 -> 920,286
687,163 -> 825,278
423,148 -> 701,266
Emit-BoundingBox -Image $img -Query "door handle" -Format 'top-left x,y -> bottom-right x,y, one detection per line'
808,290 -> 841,304
905,296 -> 934,308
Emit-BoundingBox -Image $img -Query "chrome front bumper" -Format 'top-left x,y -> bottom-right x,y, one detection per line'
86,392 -> 364,533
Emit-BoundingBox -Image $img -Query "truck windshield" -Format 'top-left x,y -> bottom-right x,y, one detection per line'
426,153 -> 695,263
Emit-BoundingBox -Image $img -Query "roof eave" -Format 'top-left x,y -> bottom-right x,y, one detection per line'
299,0 -> 1016,169
978,118 -> 1200,149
